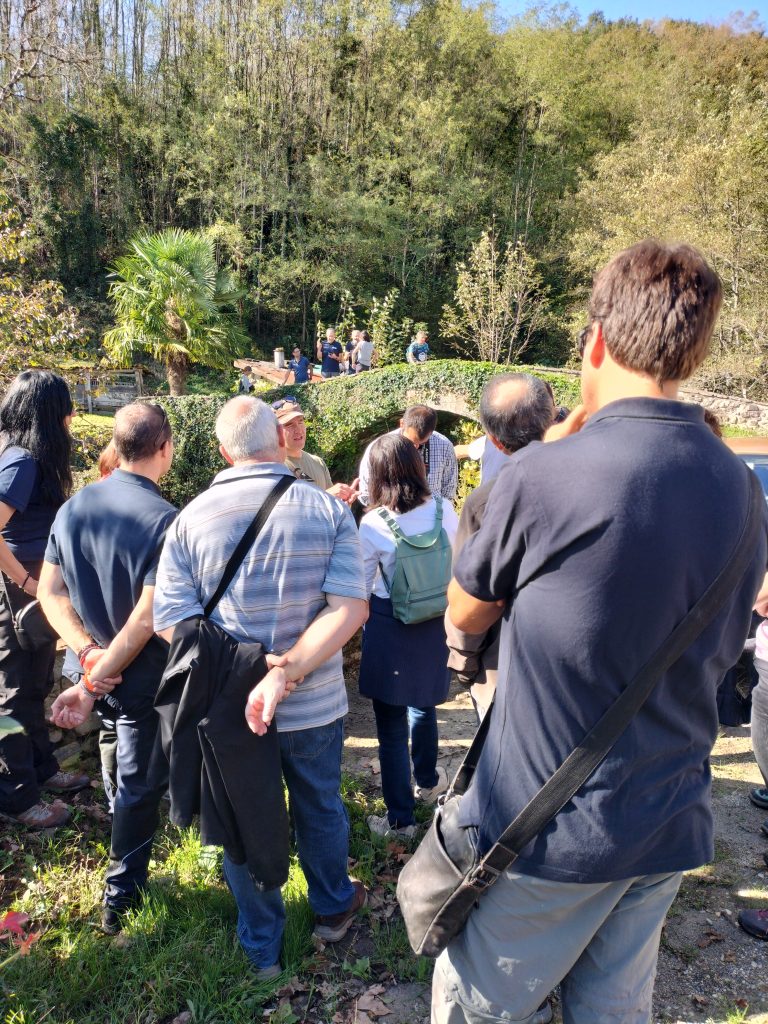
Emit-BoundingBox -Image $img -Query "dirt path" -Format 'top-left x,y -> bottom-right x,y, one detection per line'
342,681 -> 768,1024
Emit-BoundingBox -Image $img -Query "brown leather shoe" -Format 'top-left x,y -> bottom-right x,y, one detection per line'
313,880 -> 367,942
43,770 -> 90,793
4,800 -> 71,829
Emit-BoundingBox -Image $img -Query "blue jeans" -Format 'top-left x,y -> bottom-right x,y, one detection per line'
100,703 -> 167,910
223,717 -> 354,969
372,700 -> 439,828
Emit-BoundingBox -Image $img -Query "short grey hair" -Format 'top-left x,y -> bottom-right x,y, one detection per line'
215,397 -> 280,461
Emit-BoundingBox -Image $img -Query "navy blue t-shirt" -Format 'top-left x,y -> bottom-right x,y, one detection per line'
320,341 -> 342,375
0,447 -> 60,564
289,356 -> 311,383
455,398 -> 768,882
45,469 -> 177,710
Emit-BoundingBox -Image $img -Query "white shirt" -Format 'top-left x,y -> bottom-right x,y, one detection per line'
359,496 -> 459,598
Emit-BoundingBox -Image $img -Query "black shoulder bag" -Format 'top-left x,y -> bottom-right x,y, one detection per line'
0,572 -> 57,652
397,471 -> 765,957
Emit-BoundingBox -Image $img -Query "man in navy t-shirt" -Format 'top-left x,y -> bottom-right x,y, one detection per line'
433,241 -> 768,1024
317,327 -> 342,378
39,402 -> 176,936
282,347 -> 312,385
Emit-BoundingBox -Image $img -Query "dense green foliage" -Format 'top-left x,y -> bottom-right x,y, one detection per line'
103,229 -> 249,394
1,2 -> 767,391
157,361 -> 581,507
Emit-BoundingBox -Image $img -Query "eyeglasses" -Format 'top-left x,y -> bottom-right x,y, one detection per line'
150,403 -> 169,449
271,397 -> 299,410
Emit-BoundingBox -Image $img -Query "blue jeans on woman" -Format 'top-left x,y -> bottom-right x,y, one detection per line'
372,699 -> 439,828
223,717 -> 354,969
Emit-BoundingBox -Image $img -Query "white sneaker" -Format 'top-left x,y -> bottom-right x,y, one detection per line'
367,814 -> 416,839
414,766 -> 449,804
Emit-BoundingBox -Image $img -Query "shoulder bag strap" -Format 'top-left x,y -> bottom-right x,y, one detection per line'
203,475 -> 295,618
469,470 -> 766,884
0,571 -> 19,627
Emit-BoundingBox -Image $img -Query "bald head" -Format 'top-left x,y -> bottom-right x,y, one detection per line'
215,396 -> 281,463
113,402 -> 171,463
479,373 -> 553,453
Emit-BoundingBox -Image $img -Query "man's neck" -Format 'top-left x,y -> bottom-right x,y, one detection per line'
231,453 -> 285,467
285,447 -> 302,460
119,460 -> 163,485
589,361 -> 680,414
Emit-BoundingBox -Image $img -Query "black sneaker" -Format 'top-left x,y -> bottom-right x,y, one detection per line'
738,908 -> 768,940
312,880 -> 367,942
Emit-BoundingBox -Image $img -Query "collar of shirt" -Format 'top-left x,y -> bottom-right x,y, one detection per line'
584,397 -> 706,430
110,468 -> 162,495
210,461 -> 295,486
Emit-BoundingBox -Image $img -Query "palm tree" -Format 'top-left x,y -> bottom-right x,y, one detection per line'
103,228 -> 249,396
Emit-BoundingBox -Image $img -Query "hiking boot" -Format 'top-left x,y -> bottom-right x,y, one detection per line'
313,880 -> 367,942
738,908 -> 768,940
2,800 -> 70,829
414,766 -> 449,804
43,770 -> 90,794
749,786 -> 768,809
367,814 -> 416,840
253,963 -> 282,981
101,906 -> 126,936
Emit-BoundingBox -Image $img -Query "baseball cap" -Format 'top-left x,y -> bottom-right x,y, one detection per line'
273,399 -> 304,426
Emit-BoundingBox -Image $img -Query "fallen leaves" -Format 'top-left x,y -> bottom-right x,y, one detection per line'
356,985 -> 392,1017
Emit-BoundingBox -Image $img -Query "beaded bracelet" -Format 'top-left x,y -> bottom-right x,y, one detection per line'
77,642 -> 102,667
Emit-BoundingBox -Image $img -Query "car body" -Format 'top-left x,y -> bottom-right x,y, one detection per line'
725,435 -> 768,499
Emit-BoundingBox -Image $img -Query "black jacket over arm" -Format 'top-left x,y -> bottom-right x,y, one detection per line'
153,616 -> 289,890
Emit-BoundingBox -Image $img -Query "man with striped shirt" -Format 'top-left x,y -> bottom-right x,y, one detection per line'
153,396 -> 369,978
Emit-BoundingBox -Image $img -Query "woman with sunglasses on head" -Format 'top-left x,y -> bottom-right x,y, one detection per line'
0,370 -> 88,828
357,434 -> 458,839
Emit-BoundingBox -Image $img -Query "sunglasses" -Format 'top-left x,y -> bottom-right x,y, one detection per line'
271,397 -> 299,410
150,403 -> 169,450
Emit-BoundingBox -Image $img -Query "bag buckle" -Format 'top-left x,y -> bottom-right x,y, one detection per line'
469,864 -> 500,890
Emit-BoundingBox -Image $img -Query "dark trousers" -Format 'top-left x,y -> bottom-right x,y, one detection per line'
372,699 -> 439,828
0,578 -> 58,813
752,657 -> 768,787
99,702 -> 167,910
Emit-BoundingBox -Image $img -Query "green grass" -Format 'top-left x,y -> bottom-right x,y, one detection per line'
0,774 -> 427,1024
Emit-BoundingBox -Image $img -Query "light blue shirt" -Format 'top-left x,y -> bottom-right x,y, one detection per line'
153,462 -> 367,732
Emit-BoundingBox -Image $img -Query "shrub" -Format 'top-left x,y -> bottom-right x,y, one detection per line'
155,361 -> 581,507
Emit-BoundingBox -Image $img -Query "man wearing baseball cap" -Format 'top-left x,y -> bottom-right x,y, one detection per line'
273,399 -> 358,505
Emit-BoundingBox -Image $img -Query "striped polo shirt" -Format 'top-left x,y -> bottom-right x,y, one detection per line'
153,462 -> 367,732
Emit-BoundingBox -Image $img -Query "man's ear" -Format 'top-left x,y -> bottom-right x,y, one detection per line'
276,424 -> 287,451
487,433 -> 509,453
219,443 -> 234,466
399,417 -> 405,429
589,322 -> 606,369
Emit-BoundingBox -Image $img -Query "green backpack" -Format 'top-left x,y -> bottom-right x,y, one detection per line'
376,496 -> 453,625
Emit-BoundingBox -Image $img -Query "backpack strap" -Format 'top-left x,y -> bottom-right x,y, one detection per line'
375,496 -> 445,549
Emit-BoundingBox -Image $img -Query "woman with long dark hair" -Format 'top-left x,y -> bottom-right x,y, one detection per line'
357,433 -> 458,838
0,370 -> 87,828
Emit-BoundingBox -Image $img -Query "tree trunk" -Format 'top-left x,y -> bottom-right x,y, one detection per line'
166,353 -> 189,396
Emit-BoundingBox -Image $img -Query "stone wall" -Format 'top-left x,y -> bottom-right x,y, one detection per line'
679,388 -> 768,434
527,366 -> 768,434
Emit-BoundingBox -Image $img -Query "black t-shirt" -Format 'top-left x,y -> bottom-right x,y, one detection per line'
455,398 -> 768,882
45,469 -> 177,710
0,447 -> 60,564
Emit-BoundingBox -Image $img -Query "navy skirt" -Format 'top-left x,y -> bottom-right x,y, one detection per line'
358,595 -> 450,708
